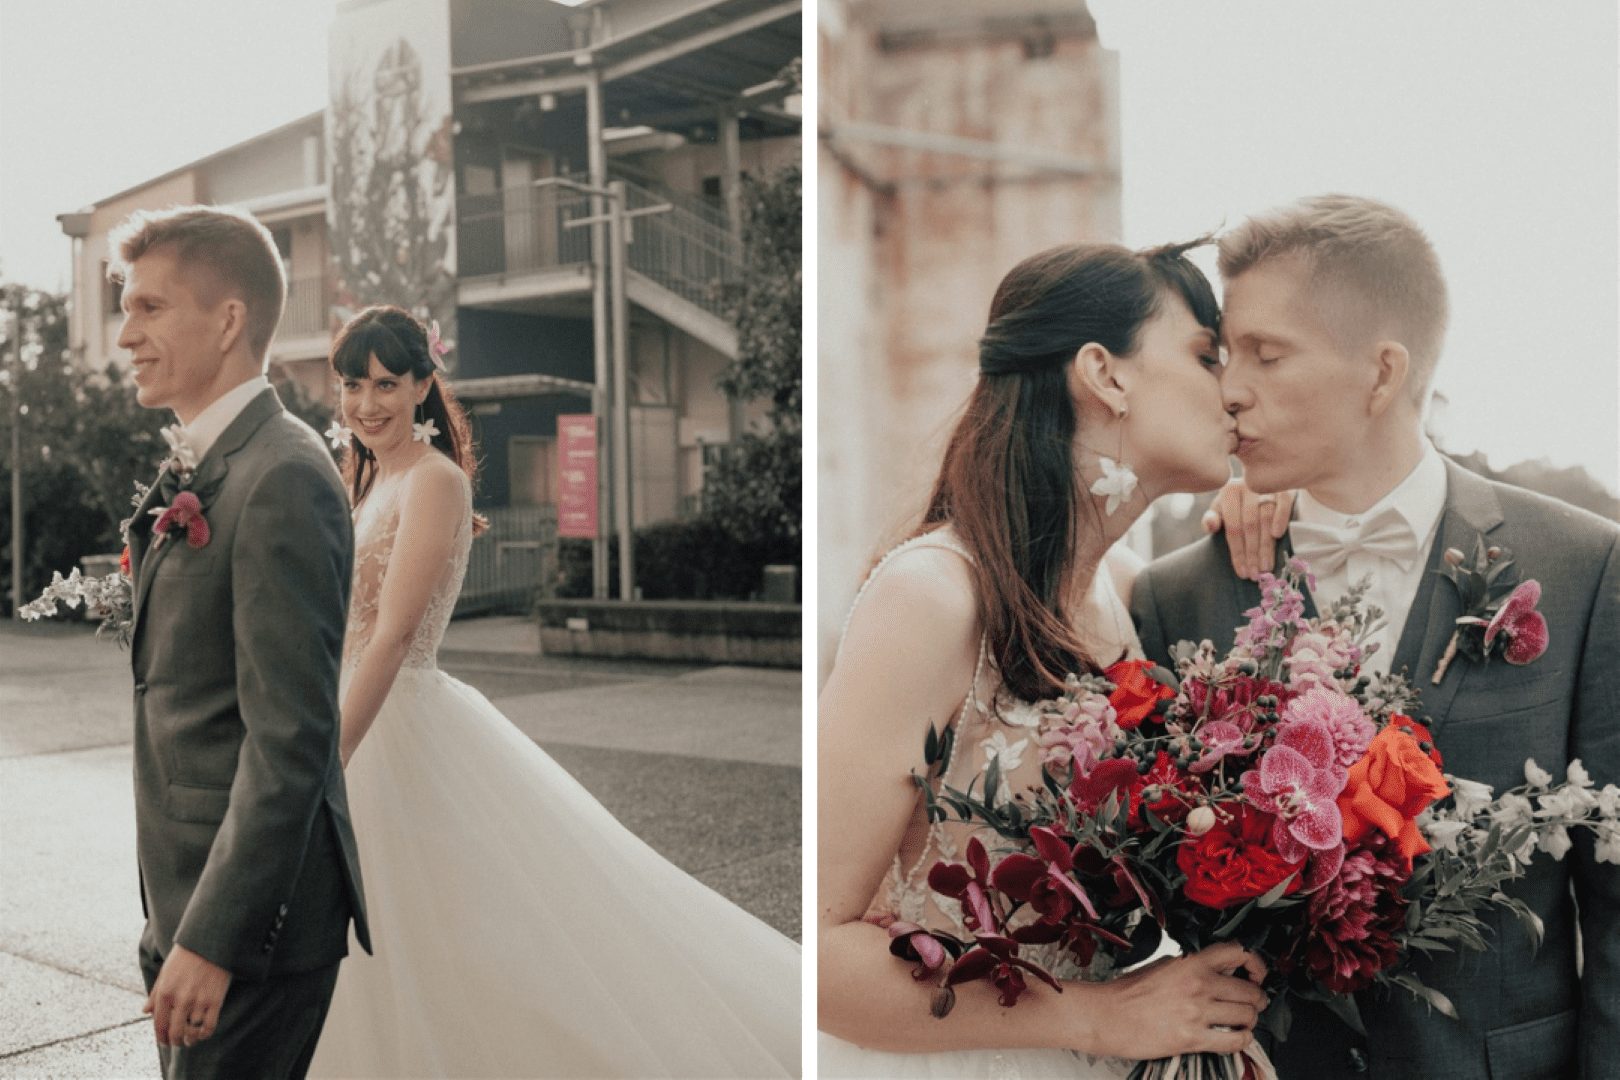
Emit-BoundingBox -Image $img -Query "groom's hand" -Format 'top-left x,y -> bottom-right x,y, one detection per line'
143,944 -> 231,1048
1203,480 -> 1294,581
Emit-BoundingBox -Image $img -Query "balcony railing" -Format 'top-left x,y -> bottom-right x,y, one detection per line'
457,181 -> 595,278
455,176 -> 741,321
282,275 -> 328,337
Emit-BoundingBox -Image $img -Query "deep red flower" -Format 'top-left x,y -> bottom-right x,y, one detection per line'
928,837 -> 998,934
1106,659 -> 1175,729
989,826 -> 1101,923
886,921 -> 961,979
153,491 -> 210,549
944,934 -> 1062,1007
1299,837 -> 1409,993
1069,757 -> 1145,828
1176,804 -> 1305,910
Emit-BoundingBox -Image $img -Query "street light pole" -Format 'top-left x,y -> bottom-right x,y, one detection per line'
607,180 -> 633,602
9,309 -> 22,620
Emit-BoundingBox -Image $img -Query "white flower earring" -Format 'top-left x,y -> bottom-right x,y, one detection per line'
411,402 -> 439,444
1089,407 -> 1138,515
324,419 -> 354,451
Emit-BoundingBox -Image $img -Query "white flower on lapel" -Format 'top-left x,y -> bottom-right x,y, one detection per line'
1089,456 -> 1138,516
161,424 -> 200,474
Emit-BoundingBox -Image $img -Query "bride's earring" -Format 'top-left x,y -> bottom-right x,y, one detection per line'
411,401 -> 440,445
1090,408 -> 1138,515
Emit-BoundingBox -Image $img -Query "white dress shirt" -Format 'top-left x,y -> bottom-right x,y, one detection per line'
1291,440 -> 1448,675
181,376 -> 271,460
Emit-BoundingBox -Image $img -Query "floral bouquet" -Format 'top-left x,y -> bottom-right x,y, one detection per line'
18,481 -> 148,646
891,558 -> 1620,1080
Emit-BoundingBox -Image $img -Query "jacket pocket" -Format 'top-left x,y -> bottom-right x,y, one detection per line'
164,781 -> 231,823
1485,1008 -> 1576,1079
152,549 -> 220,579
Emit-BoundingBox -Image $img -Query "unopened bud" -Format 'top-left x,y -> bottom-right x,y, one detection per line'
1487,546 -> 1502,560
930,985 -> 957,1019
1187,806 -> 1217,835
1444,548 -> 1465,567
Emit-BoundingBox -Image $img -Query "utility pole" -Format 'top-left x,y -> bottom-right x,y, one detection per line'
562,179 -> 670,604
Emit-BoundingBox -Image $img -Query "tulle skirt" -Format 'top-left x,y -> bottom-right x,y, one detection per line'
310,666 -> 800,1078
817,1032 -> 1129,1080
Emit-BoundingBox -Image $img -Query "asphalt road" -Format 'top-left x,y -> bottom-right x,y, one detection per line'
0,618 -> 802,1076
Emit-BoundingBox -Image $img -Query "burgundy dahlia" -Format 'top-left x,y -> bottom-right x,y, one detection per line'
1300,838 -> 1409,993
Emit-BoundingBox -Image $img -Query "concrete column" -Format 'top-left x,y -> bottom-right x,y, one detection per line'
719,107 -> 742,237
586,66 -> 612,599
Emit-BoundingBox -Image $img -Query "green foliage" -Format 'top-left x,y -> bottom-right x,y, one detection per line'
702,165 -> 802,560
0,284 -> 168,614
553,519 -> 787,601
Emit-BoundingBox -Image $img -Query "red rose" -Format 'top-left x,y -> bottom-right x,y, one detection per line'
1106,659 -> 1175,729
1070,758 -> 1145,828
1177,804 -> 1305,910
119,546 -> 132,578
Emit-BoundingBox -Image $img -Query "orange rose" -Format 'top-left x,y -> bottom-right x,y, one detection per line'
1338,720 -> 1451,868
119,546 -> 132,578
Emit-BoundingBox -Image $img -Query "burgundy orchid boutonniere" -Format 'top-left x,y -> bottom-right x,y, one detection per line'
1430,537 -> 1549,684
147,425 -> 213,552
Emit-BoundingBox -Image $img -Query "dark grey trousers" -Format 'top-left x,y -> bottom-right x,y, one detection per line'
139,944 -> 340,1080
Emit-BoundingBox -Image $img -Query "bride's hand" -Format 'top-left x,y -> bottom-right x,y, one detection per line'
1083,941 -> 1268,1059
1202,479 -> 1294,581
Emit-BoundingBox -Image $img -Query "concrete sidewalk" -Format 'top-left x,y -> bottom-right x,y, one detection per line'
0,617 -> 801,1077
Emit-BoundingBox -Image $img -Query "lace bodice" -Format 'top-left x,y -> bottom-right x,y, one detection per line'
343,462 -> 474,671
846,529 -> 1142,981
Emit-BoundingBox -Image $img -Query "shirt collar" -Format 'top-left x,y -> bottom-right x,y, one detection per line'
180,375 -> 271,461
1296,439 -> 1448,543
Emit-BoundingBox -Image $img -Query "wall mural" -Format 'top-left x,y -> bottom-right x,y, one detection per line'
327,0 -> 457,362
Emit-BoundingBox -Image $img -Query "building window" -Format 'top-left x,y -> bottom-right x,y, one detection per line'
509,435 -> 557,507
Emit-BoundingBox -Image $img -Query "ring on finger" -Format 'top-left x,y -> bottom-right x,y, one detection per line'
1254,495 -> 1277,506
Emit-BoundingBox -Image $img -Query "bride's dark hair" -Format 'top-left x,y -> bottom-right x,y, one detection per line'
917,239 -> 1219,701
329,304 -> 488,536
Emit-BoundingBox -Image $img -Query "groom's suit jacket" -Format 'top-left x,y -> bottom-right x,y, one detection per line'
1130,459 -> 1620,1080
127,386 -> 370,983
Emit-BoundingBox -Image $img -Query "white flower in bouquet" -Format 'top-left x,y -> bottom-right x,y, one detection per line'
1524,759 -> 1554,788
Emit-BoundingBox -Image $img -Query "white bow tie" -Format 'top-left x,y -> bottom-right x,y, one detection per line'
1289,508 -> 1419,577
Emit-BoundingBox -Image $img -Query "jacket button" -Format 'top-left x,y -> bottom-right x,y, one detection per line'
134,681 -> 148,694
1346,1047 -> 1368,1073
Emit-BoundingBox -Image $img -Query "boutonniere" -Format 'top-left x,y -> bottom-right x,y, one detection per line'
1430,537 -> 1549,684
150,491 -> 211,551
161,424 -> 200,483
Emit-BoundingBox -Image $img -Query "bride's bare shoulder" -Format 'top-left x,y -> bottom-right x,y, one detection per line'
845,538 -> 978,653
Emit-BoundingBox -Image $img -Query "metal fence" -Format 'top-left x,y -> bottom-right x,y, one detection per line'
455,504 -> 559,617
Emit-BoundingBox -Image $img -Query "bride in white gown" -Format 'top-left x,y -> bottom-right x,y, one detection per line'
818,242 -> 1273,1078
307,306 -> 799,1078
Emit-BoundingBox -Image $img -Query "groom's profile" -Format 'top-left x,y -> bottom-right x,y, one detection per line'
1130,194 -> 1619,1079
112,204 -> 369,1079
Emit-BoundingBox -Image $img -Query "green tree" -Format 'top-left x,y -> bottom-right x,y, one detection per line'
702,164 -> 802,565
0,284 -> 168,614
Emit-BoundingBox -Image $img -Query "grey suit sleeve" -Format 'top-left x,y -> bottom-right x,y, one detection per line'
1574,531 -> 1620,1078
1129,566 -> 1173,669
173,457 -> 350,975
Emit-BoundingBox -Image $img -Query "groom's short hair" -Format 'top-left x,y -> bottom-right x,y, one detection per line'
107,205 -> 287,364
1217,194 -> 1448,401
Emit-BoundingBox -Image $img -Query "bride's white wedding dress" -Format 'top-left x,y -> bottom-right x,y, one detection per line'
309,465 -> 799,1078
819,530 -> 1141,1080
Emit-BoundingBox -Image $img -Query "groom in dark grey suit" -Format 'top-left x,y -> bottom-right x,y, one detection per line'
1129,195 -> 1619,1079
112,204 -> 369,1079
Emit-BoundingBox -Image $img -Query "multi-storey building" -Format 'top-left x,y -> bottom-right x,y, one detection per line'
60,0 -> 800,603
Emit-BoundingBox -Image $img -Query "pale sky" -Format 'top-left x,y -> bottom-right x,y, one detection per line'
1092,0 -> 1619,495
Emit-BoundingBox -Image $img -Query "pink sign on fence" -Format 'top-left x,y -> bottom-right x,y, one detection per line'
556,414 -> 599,539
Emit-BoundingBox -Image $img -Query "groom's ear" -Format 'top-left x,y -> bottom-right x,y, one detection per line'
216,298 -> 249,358
1366,340 -> 1412,417
1070,342 -> 1128,417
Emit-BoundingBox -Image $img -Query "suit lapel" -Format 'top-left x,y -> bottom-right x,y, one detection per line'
1392,461 -> 1506,733
130,388 -> 285,648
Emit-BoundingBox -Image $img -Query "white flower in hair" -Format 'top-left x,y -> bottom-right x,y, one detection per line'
324,420 -> 353,450
1090,456 -> 1138,516
412,417 -> 440,444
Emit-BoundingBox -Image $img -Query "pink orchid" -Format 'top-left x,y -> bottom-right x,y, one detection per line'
427,319 -> 451,370
1188,719 -> 1256,774
1484,579 -> 1550,665
1241,719 -> 1347,862
151,491 -> 210,549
